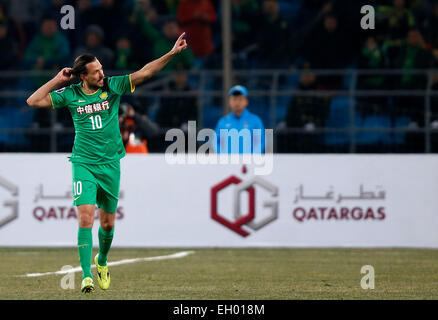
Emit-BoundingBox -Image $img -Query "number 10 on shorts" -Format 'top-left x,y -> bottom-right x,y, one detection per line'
74,181 -> 82,197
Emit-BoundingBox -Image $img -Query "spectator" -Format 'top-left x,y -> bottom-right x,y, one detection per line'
155,70 -> 198,129
285,71 -> 328,129
152,0 -> 179,15
253,0 -> 294,68
86,0 -> 130,49
177,0 -> 216,58
357,36 -> 387,89
43,0 -> 70,23
119,103 -> 159,154
392,28 -> 431,89
376,0 -> 416,42
74,25 -> 115,69
389,28 -> 430,128
114,35 -> 140,70
0,11 -> 23,102
297,10 -> 352,89
305,13 -> 351,70
0,20 -> 20,70
419,1 -> 438,49
133,0 -> 159,25
7,0 -> 46,40
42,0 -> 80,50
0,2 -> 26,61
231,0 -> 259,52
23,14 -> 70,70
132,13 -> 195,71
70,0 -> 94,48
75,0 -> 94,30
357,36 -> 390,116
22,13 -> 70,130
214,85 -> 265,154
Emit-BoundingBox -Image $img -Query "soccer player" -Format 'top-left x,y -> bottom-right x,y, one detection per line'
26,33 -> 188,293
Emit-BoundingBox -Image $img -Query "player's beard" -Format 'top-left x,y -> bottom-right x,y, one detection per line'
87,79 -> 103,91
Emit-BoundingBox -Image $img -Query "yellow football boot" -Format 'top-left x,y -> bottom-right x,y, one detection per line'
94,254 -> 111,290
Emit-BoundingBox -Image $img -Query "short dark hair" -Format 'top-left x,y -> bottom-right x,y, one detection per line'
71,54 -> 97,76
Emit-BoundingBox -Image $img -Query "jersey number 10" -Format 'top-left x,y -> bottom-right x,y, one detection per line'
89,115 -> 102,130
73,181 -> 82,197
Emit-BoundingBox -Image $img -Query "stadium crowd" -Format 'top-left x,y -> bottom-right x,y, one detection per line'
1,0 -> 438,152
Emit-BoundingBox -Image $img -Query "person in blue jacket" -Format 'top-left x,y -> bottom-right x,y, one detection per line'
215,85 -> 265,154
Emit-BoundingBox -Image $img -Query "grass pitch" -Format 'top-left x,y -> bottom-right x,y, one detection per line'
0,248 -> 437,300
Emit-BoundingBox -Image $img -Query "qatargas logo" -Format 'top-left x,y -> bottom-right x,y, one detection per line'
211,166 -> 278,237
0,176 -> 19,228
210,168 -> 388,237
32,184 -> 124,222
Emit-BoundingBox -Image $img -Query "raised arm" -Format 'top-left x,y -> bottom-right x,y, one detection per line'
130,32 -> 187,87
26,67 -> 75,108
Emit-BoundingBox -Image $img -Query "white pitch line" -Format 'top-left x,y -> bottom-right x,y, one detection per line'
21,251 -> 195,278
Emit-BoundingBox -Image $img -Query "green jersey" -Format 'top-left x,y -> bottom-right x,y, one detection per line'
49,74 -> 135,163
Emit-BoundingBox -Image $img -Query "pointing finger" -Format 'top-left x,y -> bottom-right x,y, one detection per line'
177,32 -> 186,41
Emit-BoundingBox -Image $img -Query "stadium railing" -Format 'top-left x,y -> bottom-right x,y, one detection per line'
0,69 -> 436,153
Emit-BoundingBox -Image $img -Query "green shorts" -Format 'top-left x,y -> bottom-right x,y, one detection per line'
71,160 -> 120,213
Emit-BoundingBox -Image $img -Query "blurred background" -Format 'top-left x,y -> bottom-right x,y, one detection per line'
1,0 -> 438,153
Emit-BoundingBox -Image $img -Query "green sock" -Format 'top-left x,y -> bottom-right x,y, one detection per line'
98,226 -> 114,267
77,227 -> 93,279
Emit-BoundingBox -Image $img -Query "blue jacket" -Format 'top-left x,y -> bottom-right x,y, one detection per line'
214,109 -> 265,154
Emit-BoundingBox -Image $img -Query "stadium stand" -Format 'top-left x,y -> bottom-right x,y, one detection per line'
0,0 -> 437,153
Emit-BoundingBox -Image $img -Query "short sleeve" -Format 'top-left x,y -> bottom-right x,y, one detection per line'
107,74 -> 135,95
49,87 -> 67,109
